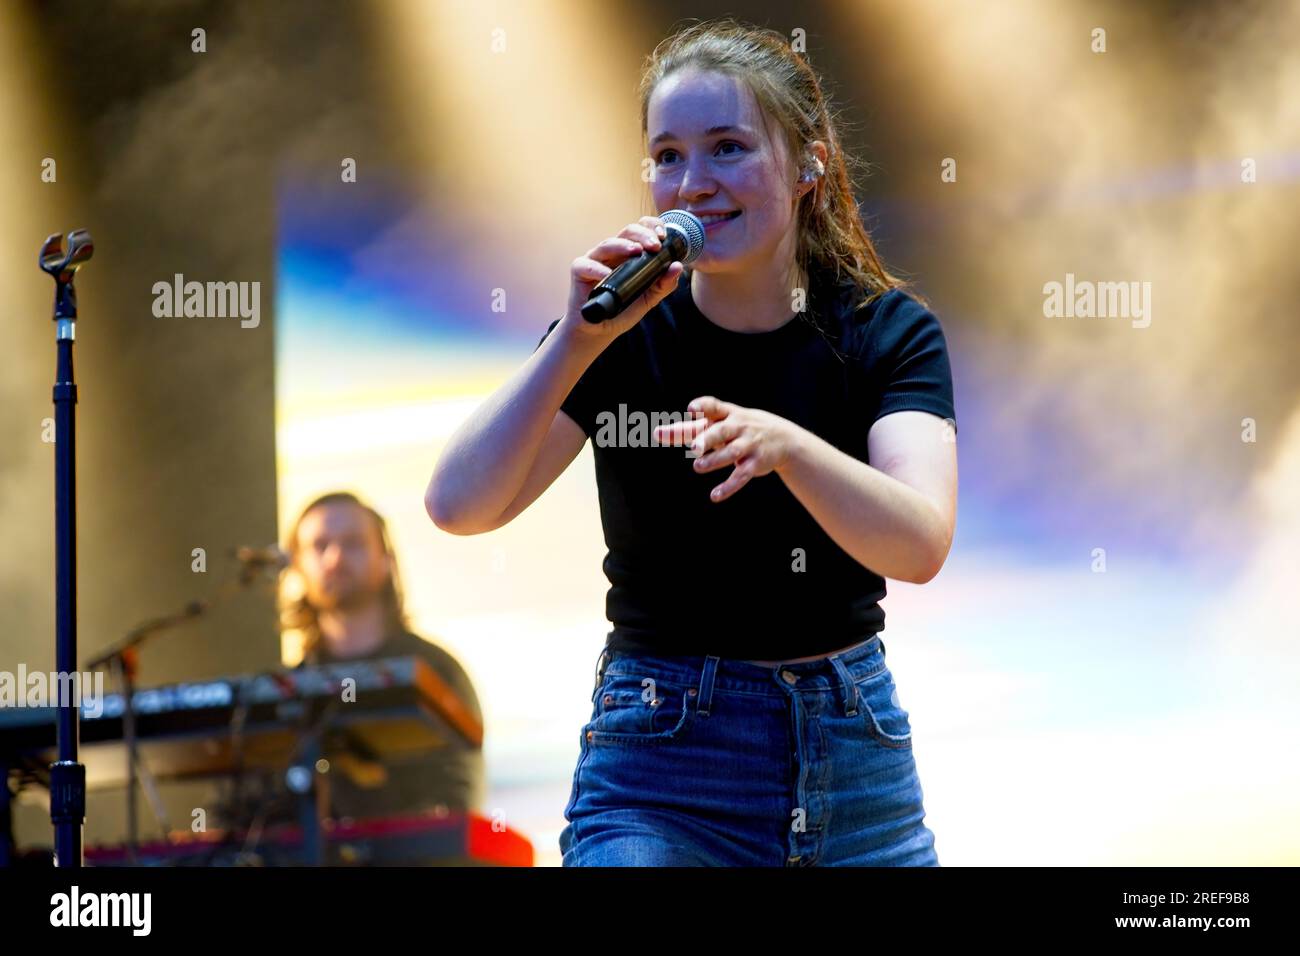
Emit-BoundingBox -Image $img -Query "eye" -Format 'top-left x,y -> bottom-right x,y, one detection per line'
655,140 -> 745,165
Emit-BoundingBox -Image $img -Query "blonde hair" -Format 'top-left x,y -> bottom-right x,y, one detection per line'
279,491 -> 409,662
638,17 -> 924,314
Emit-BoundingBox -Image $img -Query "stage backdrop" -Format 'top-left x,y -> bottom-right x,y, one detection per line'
3,0 -> 1296,866
275,0 -> 1300,868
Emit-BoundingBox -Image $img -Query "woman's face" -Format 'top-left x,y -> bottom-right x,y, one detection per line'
646,68 -> 801,274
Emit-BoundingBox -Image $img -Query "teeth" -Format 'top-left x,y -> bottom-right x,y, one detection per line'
698,212 -> 737,223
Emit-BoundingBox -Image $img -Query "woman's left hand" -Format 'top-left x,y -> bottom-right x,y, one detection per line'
652,396 -> 802,503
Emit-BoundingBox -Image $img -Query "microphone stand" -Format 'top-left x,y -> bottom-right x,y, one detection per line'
85,603 -> 206,864
83,561 -> 280,861
40,230 -> 94,868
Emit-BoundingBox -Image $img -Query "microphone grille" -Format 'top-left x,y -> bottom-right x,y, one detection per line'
659,209 -> 705,264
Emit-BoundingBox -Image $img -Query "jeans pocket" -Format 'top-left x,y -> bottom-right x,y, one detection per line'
588,670 -> 694,745
853,664 -> 913,749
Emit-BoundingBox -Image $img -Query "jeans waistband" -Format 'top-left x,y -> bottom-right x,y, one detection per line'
589,634 -> 886,718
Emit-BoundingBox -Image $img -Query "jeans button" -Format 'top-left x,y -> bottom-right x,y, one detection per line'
781,670 -> 799,685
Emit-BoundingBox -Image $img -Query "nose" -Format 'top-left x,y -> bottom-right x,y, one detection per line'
321,543 -> 344,569
678,154 -> 717,204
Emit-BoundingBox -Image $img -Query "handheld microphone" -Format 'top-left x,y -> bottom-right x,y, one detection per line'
580,209 -> 705,323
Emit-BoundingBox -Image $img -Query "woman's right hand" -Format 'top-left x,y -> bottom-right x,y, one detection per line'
560,216 -> 685,345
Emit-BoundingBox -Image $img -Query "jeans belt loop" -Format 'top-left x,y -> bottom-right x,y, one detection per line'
592,646 -> 612,702
827,653 -> 859,717
696,655 -> 720,717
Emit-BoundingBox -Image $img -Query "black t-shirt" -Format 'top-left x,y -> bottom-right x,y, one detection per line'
306,630 -> 486,818
535,265 -> 957,660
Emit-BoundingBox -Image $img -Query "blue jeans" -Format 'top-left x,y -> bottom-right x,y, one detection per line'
559,634 -> 939,866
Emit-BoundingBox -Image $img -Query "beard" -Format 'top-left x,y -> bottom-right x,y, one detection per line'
307,575 -> 384,613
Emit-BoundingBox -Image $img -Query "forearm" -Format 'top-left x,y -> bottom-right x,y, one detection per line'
426,322 -> 600,532
775,428 -> 951,584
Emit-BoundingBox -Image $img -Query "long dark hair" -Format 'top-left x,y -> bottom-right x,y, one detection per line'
279,491 -> 409,662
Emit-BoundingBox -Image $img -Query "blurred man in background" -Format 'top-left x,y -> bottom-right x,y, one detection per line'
280,491 -> 486,819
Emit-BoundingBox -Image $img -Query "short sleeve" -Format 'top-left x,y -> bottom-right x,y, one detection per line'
429,649 -> 483,726
865,291 -> 957,436
535,318 -> 612,438
407,633 -> 484,726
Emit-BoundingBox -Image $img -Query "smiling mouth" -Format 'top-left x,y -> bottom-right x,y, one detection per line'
699,210 -> 742,226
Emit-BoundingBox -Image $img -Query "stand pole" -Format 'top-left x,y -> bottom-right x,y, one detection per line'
40,229 -> 94,867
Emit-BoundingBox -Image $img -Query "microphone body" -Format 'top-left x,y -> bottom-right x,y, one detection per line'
581,209 -> 704,323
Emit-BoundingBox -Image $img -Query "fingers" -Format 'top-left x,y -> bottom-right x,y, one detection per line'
687,396 -> 733,421
651,395 -> 732,447
693,418 -> 741,452
652,412 -> 708,447
571,255 -> 612,283
708,460 -> 756,502
575,249 -> 681,330
584,220 -> 666,270
618,222 -> 662,251
651,394 -> 754,501
570,219 -> 675,328
650,260 -> 683,293
693,436 -> 750,473
638,216 -> 668,239
629,261 -> 683,314
585,235 -> 644,267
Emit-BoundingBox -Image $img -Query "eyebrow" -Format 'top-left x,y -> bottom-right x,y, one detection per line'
650,125 -> 750,148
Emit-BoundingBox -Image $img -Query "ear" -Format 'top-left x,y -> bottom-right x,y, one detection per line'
807,140 -> 828,173
796,140 -> 829,198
